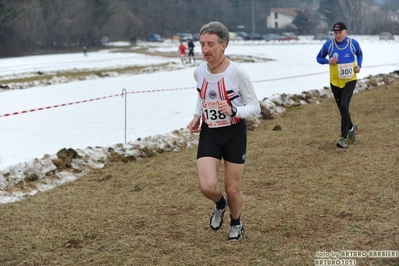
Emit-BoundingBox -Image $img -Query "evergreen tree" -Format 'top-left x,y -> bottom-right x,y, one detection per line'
0,3 -> 18,47
292,10 -> 317,34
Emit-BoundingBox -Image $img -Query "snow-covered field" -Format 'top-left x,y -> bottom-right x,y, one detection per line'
1,35 -> 398,203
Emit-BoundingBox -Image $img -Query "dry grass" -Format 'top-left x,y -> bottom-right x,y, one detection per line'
1,80 -> 399,266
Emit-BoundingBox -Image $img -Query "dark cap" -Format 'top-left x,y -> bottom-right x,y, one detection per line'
332,22 -> 347,31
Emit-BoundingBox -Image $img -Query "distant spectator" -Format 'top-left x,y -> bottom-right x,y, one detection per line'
130,36 -> 137,44
178,42 -> 187,64
83,46 -> 88,57
187,39 -> 195,63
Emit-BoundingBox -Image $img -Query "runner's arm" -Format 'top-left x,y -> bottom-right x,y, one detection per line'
231,67 -> 260,118
316,41 -> 332,65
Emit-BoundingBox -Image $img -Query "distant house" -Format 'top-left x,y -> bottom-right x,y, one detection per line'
361,0 -> 399,23
385,10 -> 399,22
361,0 -> 380,15
266,8 -> 298,29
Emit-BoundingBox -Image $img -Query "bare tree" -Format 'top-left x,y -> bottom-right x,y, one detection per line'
318,0 -> 363,33
3,0 -> 381,57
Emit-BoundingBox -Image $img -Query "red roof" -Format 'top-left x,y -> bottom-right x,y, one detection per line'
270,8 -> 298,17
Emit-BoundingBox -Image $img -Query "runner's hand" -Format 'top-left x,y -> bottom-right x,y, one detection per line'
189,115 -> 201,133
217,100 -> 232,116
329,57 -> 338,65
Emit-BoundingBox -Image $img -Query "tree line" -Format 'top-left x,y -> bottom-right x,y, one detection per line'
0,0 -> 397,58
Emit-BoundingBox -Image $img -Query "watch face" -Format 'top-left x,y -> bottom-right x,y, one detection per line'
232,106 -> 237,116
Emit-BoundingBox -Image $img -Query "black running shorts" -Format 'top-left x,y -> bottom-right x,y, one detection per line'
197,120 -> 247,164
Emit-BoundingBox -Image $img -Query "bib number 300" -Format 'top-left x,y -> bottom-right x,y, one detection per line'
338,63 -> 354,79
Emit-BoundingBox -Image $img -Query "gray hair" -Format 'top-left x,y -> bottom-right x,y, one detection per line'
199,21 -> 229,46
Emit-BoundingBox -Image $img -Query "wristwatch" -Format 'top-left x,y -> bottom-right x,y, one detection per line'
231,106 -> 237,117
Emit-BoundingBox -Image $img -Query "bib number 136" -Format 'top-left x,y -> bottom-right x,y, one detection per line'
204,109 -> 227,121
202,101 -> 231,128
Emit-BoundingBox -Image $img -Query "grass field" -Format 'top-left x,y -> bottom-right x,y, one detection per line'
1,79 -> 398,266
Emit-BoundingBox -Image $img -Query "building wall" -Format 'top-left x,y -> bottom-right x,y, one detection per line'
266,11 -> 295,29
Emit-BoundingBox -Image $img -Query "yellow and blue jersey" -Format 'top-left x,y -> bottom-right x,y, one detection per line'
316,37 -> 363,88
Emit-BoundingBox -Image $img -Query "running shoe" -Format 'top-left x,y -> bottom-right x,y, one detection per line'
347,124 -> 358,144
228,223 -> 244,241
336,137 -> 348,148
210,198 -> 228,231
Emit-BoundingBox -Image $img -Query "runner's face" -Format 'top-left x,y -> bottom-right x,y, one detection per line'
333,30 -> 347,42
200,33 -> 226,63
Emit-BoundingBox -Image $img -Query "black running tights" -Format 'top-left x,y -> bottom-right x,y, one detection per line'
331,80 -> 357,138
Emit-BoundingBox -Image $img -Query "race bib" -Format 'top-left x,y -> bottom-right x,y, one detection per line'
338,63 -> 354,79
202,100 -> 231,128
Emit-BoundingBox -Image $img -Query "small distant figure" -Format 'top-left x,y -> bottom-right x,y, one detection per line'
178,42 -> 187,64
83,46 -> 88,57
130,36 -> 137,44
187,39 -> 195,63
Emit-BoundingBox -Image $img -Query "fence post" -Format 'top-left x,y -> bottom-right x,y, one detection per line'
122,88 -> 127,144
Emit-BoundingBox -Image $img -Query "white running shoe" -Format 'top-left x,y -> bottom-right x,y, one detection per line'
228,223 -> 244,241
209,198 -> 228,231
